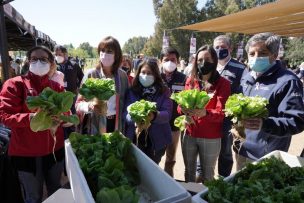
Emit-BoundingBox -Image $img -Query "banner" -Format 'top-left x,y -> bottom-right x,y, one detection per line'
189,37 -> 196,54
162,36 -> 169,50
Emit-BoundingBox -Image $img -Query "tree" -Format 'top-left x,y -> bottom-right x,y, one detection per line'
285,38 -> 304,67
79,42 -> 94,58
122,36 -> 148,57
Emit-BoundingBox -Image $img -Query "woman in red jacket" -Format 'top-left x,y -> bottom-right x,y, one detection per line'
181,45 -> 231,182
0,46 -> 69,203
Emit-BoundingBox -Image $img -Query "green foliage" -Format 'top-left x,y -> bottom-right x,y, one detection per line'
122,36 -> 148,57
69,131 -> 140,203
79,78 -> 115,101
170,89 -> 210,109
127,100 -> 157,124
204,156 -> 304,203
285,38 -> 304,66
26,87 -> 79,132
224,93 -> 268,123
174,115 -> 186,131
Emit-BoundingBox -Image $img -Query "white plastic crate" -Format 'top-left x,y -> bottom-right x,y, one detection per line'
65,140 -> 191,203
192,150 -> 304,203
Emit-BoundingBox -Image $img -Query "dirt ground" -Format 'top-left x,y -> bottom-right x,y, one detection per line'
159,131 -> 304,181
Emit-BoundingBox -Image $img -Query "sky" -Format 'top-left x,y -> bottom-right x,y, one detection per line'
10,0 -> 206,48
10,0 -> 157,48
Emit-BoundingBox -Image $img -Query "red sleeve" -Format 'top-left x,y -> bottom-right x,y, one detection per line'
204,77 -> 231,123
0,78 -> 31,128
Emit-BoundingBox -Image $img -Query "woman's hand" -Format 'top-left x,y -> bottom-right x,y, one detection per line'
89,100 -> 107,115
181,107 -> 195,116
192,108 -> 207,118
243,118 -> 263,130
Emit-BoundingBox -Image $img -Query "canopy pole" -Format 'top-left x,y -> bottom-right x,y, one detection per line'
0,4 -> 10,82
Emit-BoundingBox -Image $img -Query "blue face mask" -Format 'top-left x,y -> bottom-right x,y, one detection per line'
216,48 -> 229,60
248,57 -> 272,73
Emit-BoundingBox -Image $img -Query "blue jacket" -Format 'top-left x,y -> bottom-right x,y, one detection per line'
219,58 -> 247,94
123,88 -> 173,151
238,61 -> 304,160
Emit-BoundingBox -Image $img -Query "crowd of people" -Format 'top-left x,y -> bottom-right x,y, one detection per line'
0,32 -> 304,203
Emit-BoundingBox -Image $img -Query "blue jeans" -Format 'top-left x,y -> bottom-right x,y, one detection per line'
182,134 -> 221,182
18,158 -> 64,203
217,118 -> 233,177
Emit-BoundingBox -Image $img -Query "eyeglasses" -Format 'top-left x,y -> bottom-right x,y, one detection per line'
29,57 -> 50,64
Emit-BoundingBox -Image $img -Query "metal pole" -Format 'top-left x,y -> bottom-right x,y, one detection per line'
0,4 -> 10,82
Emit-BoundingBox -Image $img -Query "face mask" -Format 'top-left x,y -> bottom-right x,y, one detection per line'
139,74 -> 155,87
248,57 -> 272,73
163,61 -> 176,73
122,66 -> 130,73
55,56 -> 64,64
216,48 -> 229,60
198,61 -> 216,76
29,61 -> 50,76
100,52 -> 114,67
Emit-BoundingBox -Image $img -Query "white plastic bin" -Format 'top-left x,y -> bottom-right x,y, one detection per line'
192,150 -> 304,203
65,140 -> 191,203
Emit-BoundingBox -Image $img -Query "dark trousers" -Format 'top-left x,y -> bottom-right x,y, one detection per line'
217,118 -> 233,177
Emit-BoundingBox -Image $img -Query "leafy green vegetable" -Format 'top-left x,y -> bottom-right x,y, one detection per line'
79,78 -> 115,101
170,89 -> 210,109
204,156 -> 304,203
127,99 -> 157,124
171,89 -> 210,131
26,87 -> 79,132
69,131 -> 140,203
224,93 -> 269,123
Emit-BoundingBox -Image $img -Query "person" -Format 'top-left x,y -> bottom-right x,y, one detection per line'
213,35 -> 248,177
183,54 -> 195,76
180,45 -> 230,182
0,46 -> 70,203
132,54 -> 144,73
121,57 -> 133,85
75,36 -> 129,134
48,58 -> 64,87
123,59 -> 173,164
234,32 -> 304,170
54,45 -> 84,113
160,47 -> 186,177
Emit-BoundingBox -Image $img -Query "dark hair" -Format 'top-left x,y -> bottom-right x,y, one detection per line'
190,45 -> 219,85
26,46 -> 55,63
160,47 -> 180,61
54,45 -> 68,54
132,59 -> 167,94
97,36 -> 122,73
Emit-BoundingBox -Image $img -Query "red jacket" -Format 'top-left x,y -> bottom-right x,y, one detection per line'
0,72 -> 65,157
180,77 -> 231,139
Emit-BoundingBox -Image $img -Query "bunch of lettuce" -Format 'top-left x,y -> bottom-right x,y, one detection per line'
79,78 -> 115,101
170,89 -> 210,109
171,89 -> 210,131
69,131 -> 140,203
127,100 -> 157,124
224,93 -> 269,123
26,87 -> 79,132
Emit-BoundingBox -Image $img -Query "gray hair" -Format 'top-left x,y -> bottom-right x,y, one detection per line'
245,33 -> 280,56
213,35 -> 232,48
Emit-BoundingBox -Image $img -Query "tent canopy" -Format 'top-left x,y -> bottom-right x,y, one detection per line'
3,3 -> 56,50
178,0 -> 304,37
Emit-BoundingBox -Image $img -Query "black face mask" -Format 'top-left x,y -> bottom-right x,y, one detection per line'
122,66 -> 130,74
197,61 -> 216,77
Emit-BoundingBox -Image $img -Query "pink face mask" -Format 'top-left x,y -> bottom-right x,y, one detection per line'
100,52 -> 114,67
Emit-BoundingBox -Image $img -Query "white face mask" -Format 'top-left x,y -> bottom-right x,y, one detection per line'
29,61 -> 50,76
100,52 -> 115,67
139,74 -> 155,87
55,56 -> 64,64
163,61 -> 176,73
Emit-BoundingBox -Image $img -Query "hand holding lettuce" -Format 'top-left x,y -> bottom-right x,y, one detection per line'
26,87 -> 79,132
127,100 -> 157,144
170,89 -> 210,131
79,78 -> 115,115
224,93 -> 268,139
